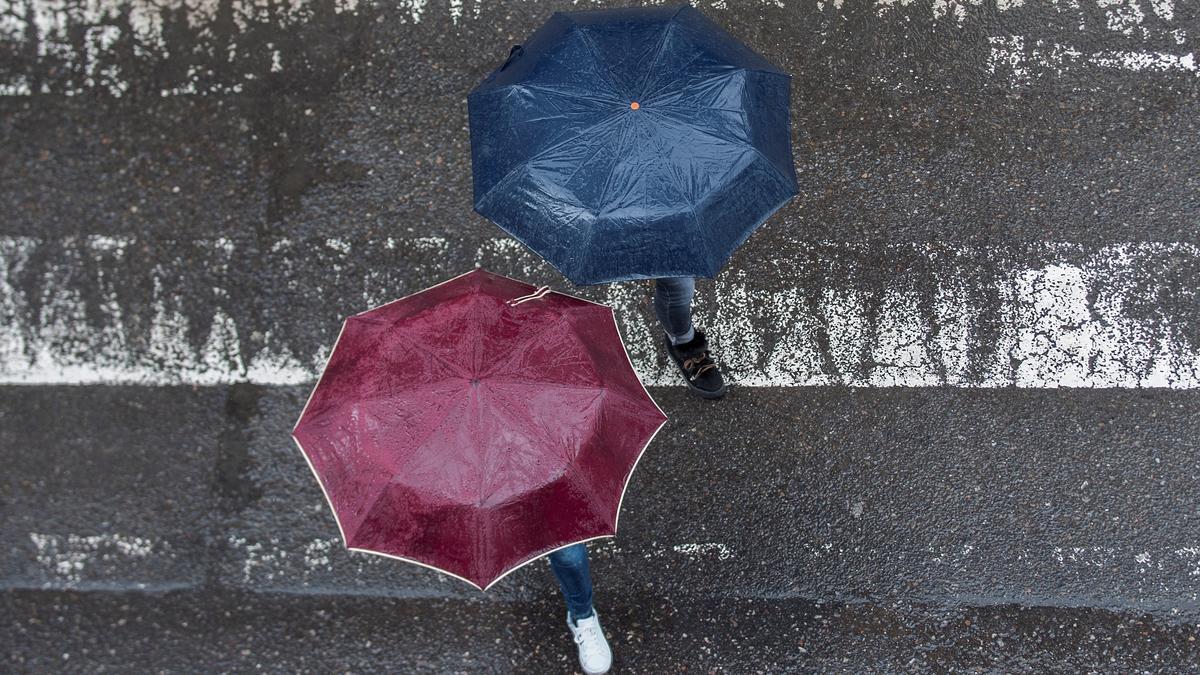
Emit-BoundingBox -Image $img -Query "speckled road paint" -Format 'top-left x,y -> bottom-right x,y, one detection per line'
2,236 -> 1197,387
3,0 -> 1200,670
1,0 -> 1194,91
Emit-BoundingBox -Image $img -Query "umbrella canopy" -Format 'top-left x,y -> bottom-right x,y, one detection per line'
468,4 -> 796,285
292,269 -> 667,590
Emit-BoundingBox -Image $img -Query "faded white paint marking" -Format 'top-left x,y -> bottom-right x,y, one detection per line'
931,0 -> 983,25
28,533 -> 160,585
1090,49 -> 1196,74
672,542 -> 735,561
989,35 -> 1197,84
1177,547 -> 1200,577
1098,0 -> 1145,37
1148,0 -> 1174,21
22,533 -> 1200,597
227,534 -> 435,587
304,537 -> 338,570
230,535 -> 287,584
325,237 -> 352,254
1,236 -> 1199,388
605,540 -> 738,563
2,0 -> 1195,96
0,0 -> 361,96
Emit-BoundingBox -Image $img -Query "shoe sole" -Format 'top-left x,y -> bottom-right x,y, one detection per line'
665,340 -> 728,400
685,380 -> 727,400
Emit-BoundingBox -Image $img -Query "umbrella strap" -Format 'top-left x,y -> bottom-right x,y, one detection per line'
500,45 -> 524,71
507,285 -> 551,306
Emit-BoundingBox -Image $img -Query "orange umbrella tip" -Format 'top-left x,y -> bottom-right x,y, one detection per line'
629,101 -> 640,110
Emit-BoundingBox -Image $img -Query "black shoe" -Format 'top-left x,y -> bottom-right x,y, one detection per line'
665,330 -> 727,399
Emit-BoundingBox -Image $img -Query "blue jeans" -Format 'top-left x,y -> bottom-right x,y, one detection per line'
654,277 -> 696,345
549,543 -> 594,622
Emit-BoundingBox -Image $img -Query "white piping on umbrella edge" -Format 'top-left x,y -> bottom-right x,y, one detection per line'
293,317 -> 351,432
290,267 -> 669,591
294,265 -> 613,435
606,303 -> 670,530
294,429 -> 510,591
611,408 -> 669,534
290,436 -> 351,547
443,397 -> 669,592
289,432 -> 667,593
293,266 -> 515,432
604,305 -> 669,420
290,317 -> 354,556
288,429 -> 573,592
350,267 -> 481,318
346,265 -> 597,316
341,263 -> 626,317
347,533 -> 623,592
473,387 -> 669,591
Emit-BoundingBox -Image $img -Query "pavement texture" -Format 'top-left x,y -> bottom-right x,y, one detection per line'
3,0 -> 1200,672
6,590 -> 1200,673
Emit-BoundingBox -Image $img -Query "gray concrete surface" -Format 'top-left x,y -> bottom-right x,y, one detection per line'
5,385 -> 1200,614
6,590 -> 1200,673
2,0 -> 1200,671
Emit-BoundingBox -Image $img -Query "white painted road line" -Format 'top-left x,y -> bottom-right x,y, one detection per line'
989,36 -> 1197,85
23,532 -> 172,589
0,0 -> 1194,96
1,236 -> 1198,388
13,531 -> 1200,598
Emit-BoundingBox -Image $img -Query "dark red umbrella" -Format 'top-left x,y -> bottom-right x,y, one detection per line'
292,268 -> 667,589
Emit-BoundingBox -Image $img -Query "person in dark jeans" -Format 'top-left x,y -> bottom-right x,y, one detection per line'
549,277 -> 723,673
654,276 -> 726,398
548,543 -> 610,674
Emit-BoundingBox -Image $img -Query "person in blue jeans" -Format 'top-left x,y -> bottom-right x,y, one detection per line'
653,276 -> 726,399
549,277 -> 726,674
548,543 -> 609,674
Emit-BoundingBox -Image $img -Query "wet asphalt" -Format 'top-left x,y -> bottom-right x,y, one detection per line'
6,589 -> 1200,673
3,0 -> 1200,672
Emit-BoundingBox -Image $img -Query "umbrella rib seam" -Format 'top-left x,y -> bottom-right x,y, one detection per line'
634,20 -> 678,98
642,50 -> 707,102
570,24 -> 629,100
592,119 -> 633,220
683,197 -> 718,277
699,70 -> 794,187
643,68 -> 790,114
341,476 -> 396,547
483,308 -> 605,385
350,392 -> 477,542
477,387 -> 606,508
671,12 -> 789,78
477,310 -> 574,378
666,109 -> 795,203
302,379 -> 466,431
475,112 -> 626,212
476,82 -> 622,109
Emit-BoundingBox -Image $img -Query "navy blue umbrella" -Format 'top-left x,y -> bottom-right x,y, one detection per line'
468,4 -> 796,285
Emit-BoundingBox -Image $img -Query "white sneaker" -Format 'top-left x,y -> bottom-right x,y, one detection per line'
566,611 -> 612,675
